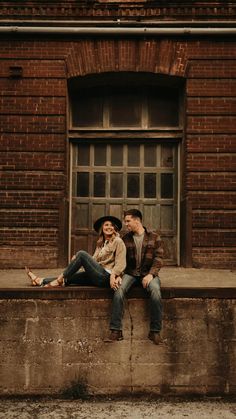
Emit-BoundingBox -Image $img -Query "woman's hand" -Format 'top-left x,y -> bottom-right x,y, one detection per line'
110,274 -> 122,290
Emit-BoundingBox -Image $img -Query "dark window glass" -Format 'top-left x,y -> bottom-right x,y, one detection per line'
144,145 -> 156,167
161,173 -> 173,198
148,88 -> 179,127
110,173 -> 123,197
161,145 -> 174,167
77,144 -> 90,166
110,92 -> 141,127
144,173 -> 156,198
94,173 -> 106,197
128,145 -> 140,167
111,145 -> 123,166
127,174 -> 140,198
77,173 -> 89,197
94,144 -> 106,166
71,93 -> 103,127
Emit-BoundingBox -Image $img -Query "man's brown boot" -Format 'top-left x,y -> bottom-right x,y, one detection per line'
104,330 -> 123,343
148,331 -> 162,345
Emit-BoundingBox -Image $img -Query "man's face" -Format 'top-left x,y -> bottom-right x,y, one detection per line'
124,215 -> 139,232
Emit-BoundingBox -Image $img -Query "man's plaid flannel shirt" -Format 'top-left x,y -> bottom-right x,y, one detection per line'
122,227 -> 164,278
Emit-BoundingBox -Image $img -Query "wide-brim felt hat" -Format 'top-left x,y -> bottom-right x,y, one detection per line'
93,216 -> 122,233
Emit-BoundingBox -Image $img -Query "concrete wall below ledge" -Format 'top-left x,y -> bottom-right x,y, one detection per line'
0,287 -> 236,396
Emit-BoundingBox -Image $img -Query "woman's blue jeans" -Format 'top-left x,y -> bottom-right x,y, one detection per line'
110,273 -> 162,333
42,250 -> 110,287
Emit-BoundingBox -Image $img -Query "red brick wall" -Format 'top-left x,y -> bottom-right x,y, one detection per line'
0,2 -> 236,269
186,43 -> 236,268
0,1 -> 235,21
0,44 -> 68,268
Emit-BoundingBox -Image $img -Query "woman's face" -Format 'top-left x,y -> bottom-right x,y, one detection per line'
102,221 -> 116,237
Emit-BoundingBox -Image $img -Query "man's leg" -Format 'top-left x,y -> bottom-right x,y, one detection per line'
146,276 -> 162,344
105,274 -> 136,342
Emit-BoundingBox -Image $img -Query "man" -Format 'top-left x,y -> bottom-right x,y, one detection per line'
105,209 -> 164,345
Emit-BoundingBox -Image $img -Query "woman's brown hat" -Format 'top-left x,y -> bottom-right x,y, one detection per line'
93,216 -> 122,233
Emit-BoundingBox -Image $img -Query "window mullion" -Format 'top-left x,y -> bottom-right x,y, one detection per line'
103,96 -> 109,128
142,94 -> 148,129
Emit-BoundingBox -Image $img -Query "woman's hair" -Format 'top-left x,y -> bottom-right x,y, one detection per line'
96,221 -> 119,247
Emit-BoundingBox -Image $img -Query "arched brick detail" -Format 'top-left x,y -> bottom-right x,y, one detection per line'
66,39 -> 188,78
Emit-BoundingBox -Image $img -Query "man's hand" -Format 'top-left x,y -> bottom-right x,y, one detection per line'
142,274 -> 153,289
110,274 -> 122,290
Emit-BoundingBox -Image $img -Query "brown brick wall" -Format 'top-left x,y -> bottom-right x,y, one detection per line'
66,39 -> 188,78
0,191 -> 64,209
1,209 -> 59,228
185,45 -> 236,268
0,44 -> 68,268
0,1 -> 235,21
189,192 -> 236,209
193,210 -> 236,229
0,5 -> 236,269
187,135 -> 236,153
0,133 -> 66,152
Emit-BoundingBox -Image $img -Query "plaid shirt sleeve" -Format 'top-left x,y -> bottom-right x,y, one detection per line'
147,232 -> 164,277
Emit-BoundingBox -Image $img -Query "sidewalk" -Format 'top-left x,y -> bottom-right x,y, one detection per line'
0,267 -> 235,291
0,397 -> 236,419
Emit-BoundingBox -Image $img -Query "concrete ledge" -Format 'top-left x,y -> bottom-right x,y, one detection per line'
1,294 -> 236,396
1,285 -> 236,299
1,268 -> 236,396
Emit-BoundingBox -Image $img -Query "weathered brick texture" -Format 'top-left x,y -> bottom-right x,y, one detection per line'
190,192 -> 236,209
187,135 -> 236,153
0,229 -> 59,247
187,173 -> 236,191
0,152 -> 65,171
66,39 -> 188,78
0,133 -> 66,152
0,191 -> 64,209
0,172 -> 65,190
0,79 -> 67,96
0,97 -> 66,115
192,248 -> 236,268
193,210 -> 236,229
0,2 -> 236,268
187,98 -> 236,115
187,79 -> 236,96
0,1 -> 235,21
1,209 -> 59,228
0,60 -> 66,78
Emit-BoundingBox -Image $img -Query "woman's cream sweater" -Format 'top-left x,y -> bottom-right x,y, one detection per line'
93,236 -> 126,276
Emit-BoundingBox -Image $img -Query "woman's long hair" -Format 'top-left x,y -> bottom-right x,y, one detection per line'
96,222 -> 119,248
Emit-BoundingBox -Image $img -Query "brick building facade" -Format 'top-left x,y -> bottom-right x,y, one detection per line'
0,1 -> 236,269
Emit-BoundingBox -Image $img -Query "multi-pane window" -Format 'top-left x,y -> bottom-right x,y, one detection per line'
69,81 -> 181,264
72,142 -> 177,250
73,143 -> 175,202
70,87 -> 180,129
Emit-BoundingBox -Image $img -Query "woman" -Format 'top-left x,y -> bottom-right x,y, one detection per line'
25,215 -> 126,290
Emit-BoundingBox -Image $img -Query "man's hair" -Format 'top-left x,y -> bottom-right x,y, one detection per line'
124,209 -> 142,221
